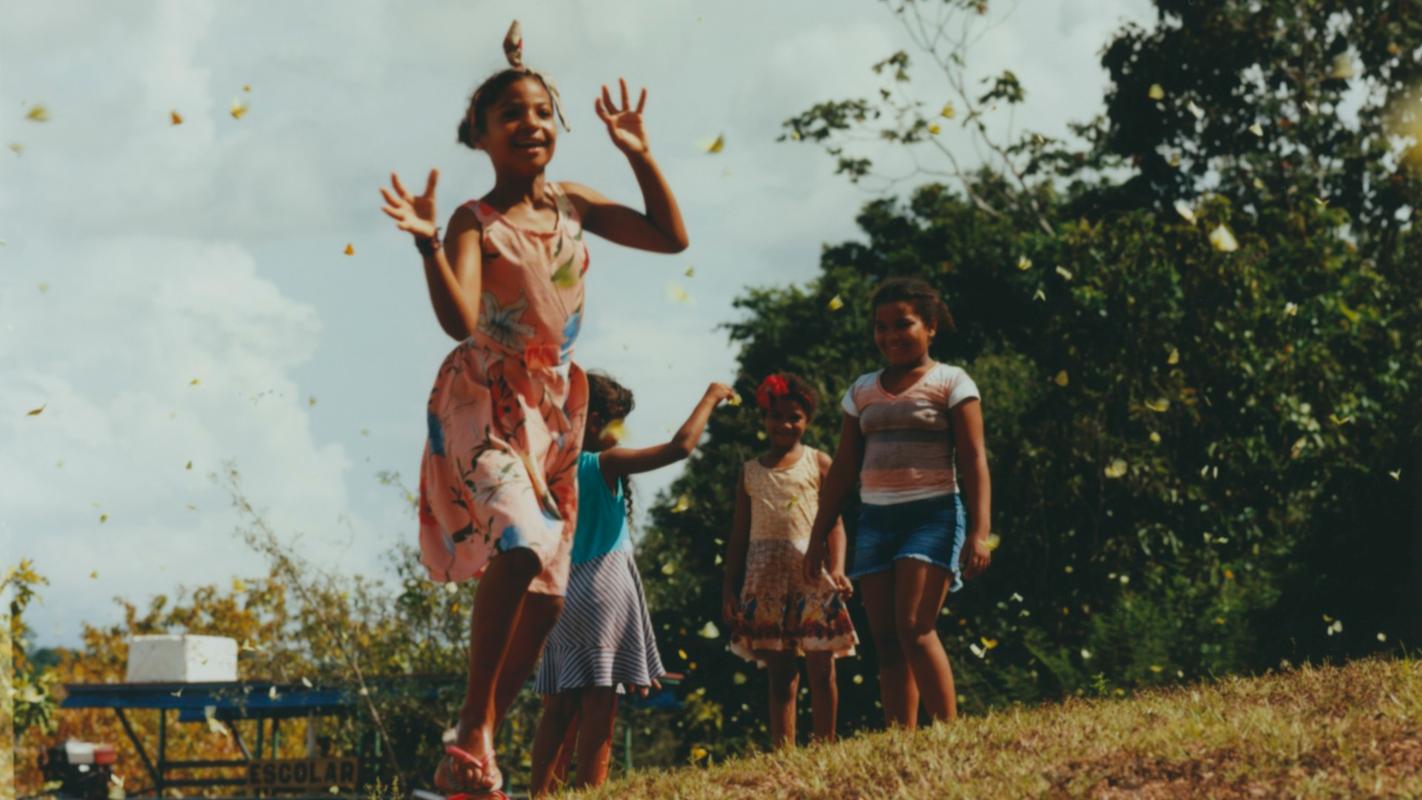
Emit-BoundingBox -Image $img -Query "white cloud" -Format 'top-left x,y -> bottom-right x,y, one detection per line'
0,237 -> 375,643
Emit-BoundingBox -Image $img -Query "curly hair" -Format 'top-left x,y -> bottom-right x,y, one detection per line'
586,371 -> 636,529
871,276 -> 958,333
756,371 -> 819,416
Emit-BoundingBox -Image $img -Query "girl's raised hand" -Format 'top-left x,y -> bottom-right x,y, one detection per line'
379,169 -> 440,239
704,382 -> 736,405
595,78 -> 650,156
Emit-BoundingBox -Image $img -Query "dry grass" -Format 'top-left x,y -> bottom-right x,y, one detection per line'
564,658 -> 1422,799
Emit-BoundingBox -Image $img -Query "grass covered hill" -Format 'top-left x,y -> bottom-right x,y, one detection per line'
567,658 -> 1421,799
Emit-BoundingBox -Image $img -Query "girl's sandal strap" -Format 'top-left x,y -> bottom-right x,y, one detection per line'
440,745 -> 503,794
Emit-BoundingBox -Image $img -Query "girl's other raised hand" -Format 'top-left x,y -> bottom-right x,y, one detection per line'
379,169 -> 440,239
703,382 -> 736,405
595,78 -> 650,156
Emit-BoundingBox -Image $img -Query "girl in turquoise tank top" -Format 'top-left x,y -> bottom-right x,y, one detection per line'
528,374 -> 733,795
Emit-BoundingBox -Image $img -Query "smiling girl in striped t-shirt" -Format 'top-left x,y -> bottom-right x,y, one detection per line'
803,276 -> 993,729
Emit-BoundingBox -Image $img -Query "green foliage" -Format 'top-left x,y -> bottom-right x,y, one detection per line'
5,561 -> 58,737
635,0 -> 1422,758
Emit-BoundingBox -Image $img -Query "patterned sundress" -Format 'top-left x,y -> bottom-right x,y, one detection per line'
729,447 -> 858,663
534,452 -> 665,694
418,182 -> 590,596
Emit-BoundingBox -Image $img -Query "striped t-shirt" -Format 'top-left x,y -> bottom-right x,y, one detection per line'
840,363 -> 980,505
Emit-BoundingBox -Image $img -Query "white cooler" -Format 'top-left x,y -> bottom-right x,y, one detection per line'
124,634 -> 238,683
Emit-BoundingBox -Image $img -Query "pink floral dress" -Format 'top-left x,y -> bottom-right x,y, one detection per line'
418,182 -> 589,596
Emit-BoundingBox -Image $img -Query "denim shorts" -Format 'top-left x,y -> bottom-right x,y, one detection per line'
848,494 -> 966,592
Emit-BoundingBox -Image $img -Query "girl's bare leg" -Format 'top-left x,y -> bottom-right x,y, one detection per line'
893,559 -> 956,723
761,651 -> 801,749
449,548 -> 541,786
573,687 -> 619,788
860,571 -> 918,728
529,692 -> 579,798
804,652 -> 838,743
493,592 -> 564,724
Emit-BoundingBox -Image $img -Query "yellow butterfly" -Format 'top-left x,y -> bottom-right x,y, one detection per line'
601,419 -> 627,443
704,134 -> 724,154
1208,224 -> 1239,253
665,283 -> 691,304
170,111 -> 184,126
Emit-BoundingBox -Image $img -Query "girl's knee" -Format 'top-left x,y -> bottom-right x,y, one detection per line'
894,610 -> 939,647
895,625 -> 942,655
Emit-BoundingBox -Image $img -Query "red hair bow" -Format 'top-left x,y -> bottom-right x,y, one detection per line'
756,374 -> 790,410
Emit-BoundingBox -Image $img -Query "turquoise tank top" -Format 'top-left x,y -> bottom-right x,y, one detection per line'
570,452 -> 632,565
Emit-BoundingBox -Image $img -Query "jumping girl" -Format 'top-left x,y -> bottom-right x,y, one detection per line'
378,21 -> 687,795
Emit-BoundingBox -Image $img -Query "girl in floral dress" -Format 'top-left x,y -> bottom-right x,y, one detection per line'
723,373 -> 857,748
379,21 -> 687,796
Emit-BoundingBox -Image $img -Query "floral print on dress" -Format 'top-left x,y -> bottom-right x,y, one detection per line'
417,182 -> 589,596
477,293 -> 535,353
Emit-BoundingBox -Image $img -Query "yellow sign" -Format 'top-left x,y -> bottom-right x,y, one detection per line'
247,758 -> 359,789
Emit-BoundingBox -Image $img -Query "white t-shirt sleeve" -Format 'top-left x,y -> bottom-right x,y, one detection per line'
840,385 -> 860,417
840,373 -> 870,417
943,365 -> 981,409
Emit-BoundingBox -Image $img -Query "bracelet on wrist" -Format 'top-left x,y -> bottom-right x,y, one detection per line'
415,227 -> 442,257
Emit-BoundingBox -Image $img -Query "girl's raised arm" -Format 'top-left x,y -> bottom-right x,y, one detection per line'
721,466 -> 752,624
598,382 -> 734,480
380,170 -> 483,340
802,413 -> 864,583
561,79 -> 688,253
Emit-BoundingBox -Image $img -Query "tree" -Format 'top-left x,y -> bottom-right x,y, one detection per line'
635,0 -> 1422,757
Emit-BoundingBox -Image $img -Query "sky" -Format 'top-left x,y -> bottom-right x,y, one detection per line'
0,0 -> 1154,647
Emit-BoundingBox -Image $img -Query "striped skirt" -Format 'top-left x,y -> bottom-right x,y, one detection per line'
534,547 -> 665,694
